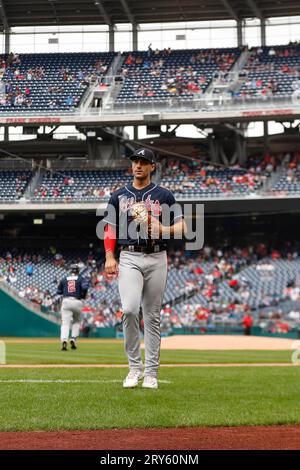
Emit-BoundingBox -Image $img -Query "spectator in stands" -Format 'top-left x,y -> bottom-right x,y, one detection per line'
243,314 -> 253,335
53,252 -> 64,267
41,291 -> 53,313
26,262 -> 34,276
5,82 -> 12,94
0,80 -> 5,96
7,269 -> 17,285
25,98 -> 33,108
65,95 -> 74,106
81,317 -> 91,337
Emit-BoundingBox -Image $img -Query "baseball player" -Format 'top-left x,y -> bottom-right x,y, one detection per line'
57,264 -> 89,351
103,148 -> 186,389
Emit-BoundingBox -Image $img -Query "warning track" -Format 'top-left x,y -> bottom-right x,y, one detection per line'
1,425 -> 300,450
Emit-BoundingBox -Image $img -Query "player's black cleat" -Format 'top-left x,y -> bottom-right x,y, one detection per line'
61,341 -> 68,351
70,338 -> 77,350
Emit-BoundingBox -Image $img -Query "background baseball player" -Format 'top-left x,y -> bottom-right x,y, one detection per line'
103,148 -> 187,389
57,264 -> 89,351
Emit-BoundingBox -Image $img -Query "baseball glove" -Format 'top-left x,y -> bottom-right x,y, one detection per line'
131,202 -> 150,224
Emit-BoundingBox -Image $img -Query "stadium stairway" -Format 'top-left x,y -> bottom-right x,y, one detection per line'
263,160 -> 286,192
232,48 -> 252,73
101,55 -> 126,111
81,53 -> 125,113
0,282 -> 60,337
22,165 -> 43,200
205,47 -> 250,96
115,47 -> 242,107
109,52 -> 124,76
100,76 -> 124,111
77,80 -> 101,114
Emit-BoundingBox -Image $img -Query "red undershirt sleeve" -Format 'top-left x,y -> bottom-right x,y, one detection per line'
104,223 -> 117,254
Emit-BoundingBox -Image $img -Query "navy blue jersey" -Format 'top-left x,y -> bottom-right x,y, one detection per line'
57,273 -> 89,300
102,182 -> 183,247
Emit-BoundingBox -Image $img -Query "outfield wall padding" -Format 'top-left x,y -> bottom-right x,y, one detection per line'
171,327 -> 298,339
0,287 -> 60,337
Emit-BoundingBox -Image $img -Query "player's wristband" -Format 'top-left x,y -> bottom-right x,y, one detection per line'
104,224 -> 117,254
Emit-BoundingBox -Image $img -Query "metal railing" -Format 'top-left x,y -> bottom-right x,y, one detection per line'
0,91 -> 298,120
104,92 -> 300,115
0,159 -> 33,170
50,158 -> 128,171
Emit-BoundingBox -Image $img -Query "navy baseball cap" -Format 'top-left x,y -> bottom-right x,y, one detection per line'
70,263 -> 80,273
129,148 -> 156,164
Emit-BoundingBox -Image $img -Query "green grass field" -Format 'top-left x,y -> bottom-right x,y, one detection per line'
2,340 -> 295,364
0,366 -> 300,431
0,340 -> 299,432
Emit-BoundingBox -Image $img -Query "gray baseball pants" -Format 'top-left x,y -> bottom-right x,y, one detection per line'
118,250 -> 168,377
60,297 -> 83,342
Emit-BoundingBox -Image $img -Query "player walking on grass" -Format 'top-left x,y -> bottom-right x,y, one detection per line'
103,148 -> 186,389
57,264 -> 89,351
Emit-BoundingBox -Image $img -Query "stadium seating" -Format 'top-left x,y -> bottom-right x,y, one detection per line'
161,155 -> 276,198
168,256 -> 300,332
2,245 -> 300,332
32,169 -> 132,202
116,48 -> 241,105
29,165 -> 266,202
0,248 -> 201,326
270,169 -> 300,194
0,154 -> 278,203
0,52 -> 115,112
162,166 -> 265,198
236,45 -> 300,99
0,45 -> 299,114
0,171 -> 31,201
31,152 -> 275,203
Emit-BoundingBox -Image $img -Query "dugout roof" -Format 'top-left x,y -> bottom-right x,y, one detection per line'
1,0 -> 300,28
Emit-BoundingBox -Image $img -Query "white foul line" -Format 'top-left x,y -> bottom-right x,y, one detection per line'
0,379 -> 172,384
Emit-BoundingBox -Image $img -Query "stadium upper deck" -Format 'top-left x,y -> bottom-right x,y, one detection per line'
0,51 -> 115,113
0,45 -> 298,126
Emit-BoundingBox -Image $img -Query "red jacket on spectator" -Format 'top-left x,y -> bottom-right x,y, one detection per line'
271,250 -> 281,259
212,269 -> 222,279
243,315 -> 253,328
194,266 -> 203,275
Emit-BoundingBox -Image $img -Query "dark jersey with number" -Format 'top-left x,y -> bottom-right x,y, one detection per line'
57,274 -> 89,300
102,182 -> 183,247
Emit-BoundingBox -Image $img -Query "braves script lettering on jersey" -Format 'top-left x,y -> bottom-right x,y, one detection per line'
102,182 -> 182,246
